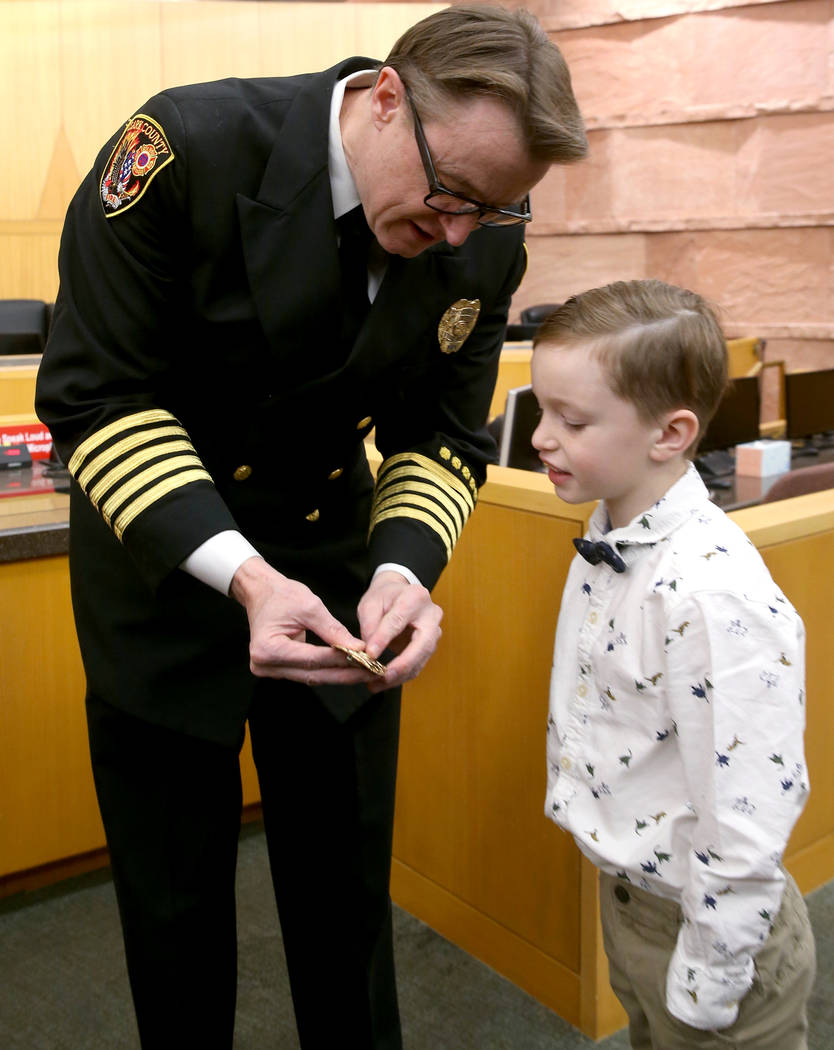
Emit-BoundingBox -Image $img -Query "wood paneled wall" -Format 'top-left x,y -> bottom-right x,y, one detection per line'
512,0 -> 834,414
0,0 -> 442,302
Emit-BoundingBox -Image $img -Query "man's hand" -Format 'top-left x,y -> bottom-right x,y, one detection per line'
357,570 -> 443,693
230,556 -> 375,685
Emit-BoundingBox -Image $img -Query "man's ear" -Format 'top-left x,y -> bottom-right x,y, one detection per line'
650,408 -> 699,462
370,66 -> 406,127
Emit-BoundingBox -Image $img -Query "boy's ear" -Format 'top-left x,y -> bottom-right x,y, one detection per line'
650,408 -> 699,462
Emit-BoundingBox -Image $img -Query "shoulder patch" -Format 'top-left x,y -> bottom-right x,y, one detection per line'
100,114 -> 174,218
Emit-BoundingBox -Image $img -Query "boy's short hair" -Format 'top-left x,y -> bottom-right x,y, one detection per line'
534,279 -> 729,452
382,4 -> 588,164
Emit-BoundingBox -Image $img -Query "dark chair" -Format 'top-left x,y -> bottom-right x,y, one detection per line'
521,303 -> 561,327
762,462 -> 834,503
505,302 -> 561,342
0,299 -> 50,355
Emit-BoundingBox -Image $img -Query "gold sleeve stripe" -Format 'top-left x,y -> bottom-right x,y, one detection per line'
113,469 -> 212,541
376,452 -> 476,508
370,507 -> 453,561
86,440 -> 196,506
374,473 -> 469,524
371,480 -> 466,543
76,427 -> 189,490
373,495 -> 455,554
68,409 -> 181,475
66,409 -> 217,541
371,492 -> 457,550
369,451 -> 481,559
100,454 -> 206,526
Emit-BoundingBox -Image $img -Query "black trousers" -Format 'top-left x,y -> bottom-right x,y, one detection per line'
86,682 -> 402,1050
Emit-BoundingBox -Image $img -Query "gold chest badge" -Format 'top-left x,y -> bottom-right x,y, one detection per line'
438,298 -> 481,354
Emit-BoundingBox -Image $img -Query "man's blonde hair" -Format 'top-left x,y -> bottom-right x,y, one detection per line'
534,280 -> 729,452
382,4 -> 587,164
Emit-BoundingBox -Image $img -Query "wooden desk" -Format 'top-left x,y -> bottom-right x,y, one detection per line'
705,443 -> 834,512
2,446 -> 831,1039
0,484 -> 261,892
490,343 -> 532,420
0,356 -> 40,416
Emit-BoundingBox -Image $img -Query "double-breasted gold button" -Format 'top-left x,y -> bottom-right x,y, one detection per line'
356,415 -> 373,431
327,467 -> 344,481
233,464 -> 252,482
305,509 -> 320,522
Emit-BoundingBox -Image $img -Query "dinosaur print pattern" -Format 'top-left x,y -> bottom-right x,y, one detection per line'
544,464 -> 808,1030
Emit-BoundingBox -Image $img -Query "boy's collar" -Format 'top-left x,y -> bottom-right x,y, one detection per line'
589,462 -> 709,551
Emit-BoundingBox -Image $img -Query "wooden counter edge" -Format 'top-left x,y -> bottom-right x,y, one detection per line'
484,462 -> 834,544
729,488 -> 834,546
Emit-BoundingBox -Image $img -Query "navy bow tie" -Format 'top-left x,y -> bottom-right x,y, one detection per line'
573,537 -> 627,573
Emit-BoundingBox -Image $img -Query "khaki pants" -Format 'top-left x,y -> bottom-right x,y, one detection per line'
600,871 -> 816,1050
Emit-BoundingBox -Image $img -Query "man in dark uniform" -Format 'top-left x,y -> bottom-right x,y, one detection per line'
36,5 -> 586,1047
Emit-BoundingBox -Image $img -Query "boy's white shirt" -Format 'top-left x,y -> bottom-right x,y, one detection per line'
546,463 -> 808,1030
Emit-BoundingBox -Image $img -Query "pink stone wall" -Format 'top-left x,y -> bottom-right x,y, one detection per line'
555,0 -> 833,125
518,0 -> 791,32
534,113 -> 834,233
523,228 -> 834,334
514,0 -> 834,422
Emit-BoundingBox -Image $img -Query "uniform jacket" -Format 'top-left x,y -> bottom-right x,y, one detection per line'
36,58 -> 527,744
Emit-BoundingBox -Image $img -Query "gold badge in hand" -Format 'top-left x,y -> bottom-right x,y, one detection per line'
333,645 -> 387,677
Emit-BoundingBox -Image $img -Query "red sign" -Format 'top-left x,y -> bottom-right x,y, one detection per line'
0,422 -> 52,460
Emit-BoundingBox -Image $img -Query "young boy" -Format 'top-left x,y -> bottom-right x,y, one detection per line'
532,280 -> 815,1049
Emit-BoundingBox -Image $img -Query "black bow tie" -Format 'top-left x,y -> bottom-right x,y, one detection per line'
573,537 -> 627,573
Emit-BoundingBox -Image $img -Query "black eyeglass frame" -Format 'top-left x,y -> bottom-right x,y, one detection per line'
403,87 -> 533,228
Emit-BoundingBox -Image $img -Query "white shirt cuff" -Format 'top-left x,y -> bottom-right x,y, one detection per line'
373,562 -> 420,586
179,531 -> 261,595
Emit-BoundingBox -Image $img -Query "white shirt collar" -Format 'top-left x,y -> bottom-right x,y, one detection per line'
589,462 -> 710,549
329,69 -> 378,220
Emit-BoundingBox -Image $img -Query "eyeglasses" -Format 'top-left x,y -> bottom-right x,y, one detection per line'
404,87 -> 532,228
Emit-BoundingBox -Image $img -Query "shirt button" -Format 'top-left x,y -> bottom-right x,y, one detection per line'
615,885 -> 630,904
233,464 -> 252,482
577,683 -> 587,698
356,415 -> 373,431
588,611 -> 598,624
305,509 -> 320,522
561,757 -> 572,771
327,467 -> 343,481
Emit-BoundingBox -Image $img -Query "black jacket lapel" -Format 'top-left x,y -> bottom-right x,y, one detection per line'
235,58 -> 377,373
